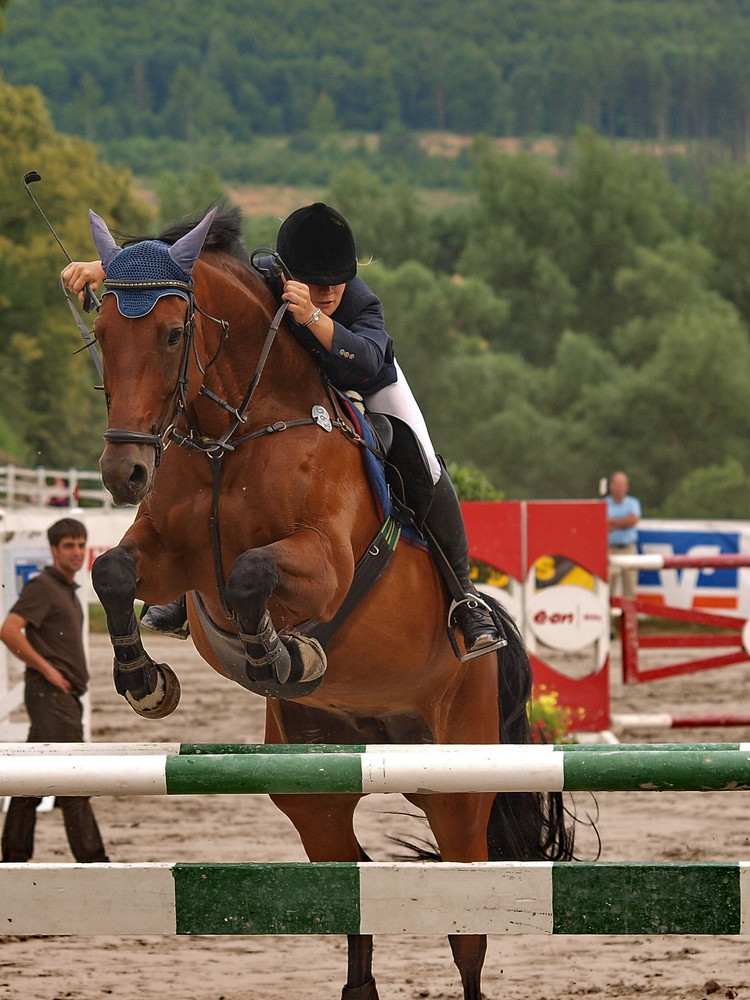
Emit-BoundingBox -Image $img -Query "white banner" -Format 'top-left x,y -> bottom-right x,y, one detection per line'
636,517 -> 750,617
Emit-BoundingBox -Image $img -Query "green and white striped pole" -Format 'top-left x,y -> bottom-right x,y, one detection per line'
2,741 -> 748,755
2,861 -> 749,936
1,745 -> 750,796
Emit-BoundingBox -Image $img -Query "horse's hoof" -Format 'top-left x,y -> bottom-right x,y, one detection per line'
238,671 -> 325,701
341,978 -> 379,999
285,633 -> 327,684
123,662 -> 181,718
272,644 -> 292,684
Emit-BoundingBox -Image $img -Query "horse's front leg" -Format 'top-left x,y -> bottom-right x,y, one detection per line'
92,545 -> 181,718
225,547 -> 293,684
225,532 -> 353,695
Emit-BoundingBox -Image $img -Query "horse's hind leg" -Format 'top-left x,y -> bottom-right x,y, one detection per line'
406,659 -> 500,1000
408,790 -> 494,1000
271,788 -> 380,999
92,546 -> 181,718
343,937 -> 378,999
447,936 -> 487,1000
266,704 -> 379,1000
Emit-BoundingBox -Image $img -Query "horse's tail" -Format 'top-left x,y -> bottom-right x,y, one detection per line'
485,596 -> 576,862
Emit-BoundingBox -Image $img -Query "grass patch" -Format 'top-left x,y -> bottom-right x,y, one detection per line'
88,603 -> 108,634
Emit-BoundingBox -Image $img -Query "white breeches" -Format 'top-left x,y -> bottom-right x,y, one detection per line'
363,361 -> 441,484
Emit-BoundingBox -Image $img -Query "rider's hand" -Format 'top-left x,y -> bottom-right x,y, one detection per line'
280,275 -> 315,325
61,260 -> 106,302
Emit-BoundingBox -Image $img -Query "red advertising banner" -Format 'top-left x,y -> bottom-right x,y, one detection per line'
463,500 -> 610,733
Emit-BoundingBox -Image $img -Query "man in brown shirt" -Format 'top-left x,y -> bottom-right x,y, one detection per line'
1,518 -> 108,863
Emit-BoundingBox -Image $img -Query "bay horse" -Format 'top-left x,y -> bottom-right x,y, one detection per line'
88,206 -> 573,1000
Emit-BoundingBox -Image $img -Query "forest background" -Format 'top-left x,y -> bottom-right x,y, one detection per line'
3,0 -> 750,515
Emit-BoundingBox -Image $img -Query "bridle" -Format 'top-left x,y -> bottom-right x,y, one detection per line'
100,277 -> 230,465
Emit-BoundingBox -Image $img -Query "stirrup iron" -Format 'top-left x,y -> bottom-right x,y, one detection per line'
447,594 -> 508,662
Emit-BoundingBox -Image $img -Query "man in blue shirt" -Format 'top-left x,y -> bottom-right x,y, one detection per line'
606,471 -> 642,599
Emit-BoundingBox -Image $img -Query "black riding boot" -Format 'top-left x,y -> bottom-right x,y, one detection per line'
140,594 -> 190,639
425,468 -> 506,661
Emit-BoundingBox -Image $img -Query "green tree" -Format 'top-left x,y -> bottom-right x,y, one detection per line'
0,78 -> 150,466
611,238 -> 723,365
328,164 -> 437,268
366,260 -> 509,408
661,459 -> 750,519
577,306 -> 750,509
309,93 -> 339,134
565,129 -> 692,337
5,0 -> 750,155
446,462 -> 503,501
706,166 -> 750,323
155,167 -> 228,226
460,141 -> 579,363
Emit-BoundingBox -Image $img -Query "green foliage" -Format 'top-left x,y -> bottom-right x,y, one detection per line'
461,130 -> 696,361
97,130 -> 472,193
706,167 -> 750,324
5,0 -> 750,159
0,412 -> 31,464
661,460 -> 750,520
155,167 -> 229,227
0,77 -> 151,467
329,164 -> 439,268
3,58 -> 750,521
330,128 -> 750,514
445,462 -> 503,502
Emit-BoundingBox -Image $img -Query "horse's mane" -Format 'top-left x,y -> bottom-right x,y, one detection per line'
119,204 -> 253,267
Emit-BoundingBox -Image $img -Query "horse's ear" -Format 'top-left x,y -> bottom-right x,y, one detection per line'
89,210 -> 122,269
168,207 -> 218,274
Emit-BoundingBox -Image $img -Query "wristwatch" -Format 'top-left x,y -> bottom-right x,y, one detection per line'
301,308 -> 322,327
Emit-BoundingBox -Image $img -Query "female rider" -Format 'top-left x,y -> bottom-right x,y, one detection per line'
62,203 -> 502,660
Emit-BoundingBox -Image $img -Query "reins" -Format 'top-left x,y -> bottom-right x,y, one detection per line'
169,300 -> 289,458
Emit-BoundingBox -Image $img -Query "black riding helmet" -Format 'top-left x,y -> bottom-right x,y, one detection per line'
276,203 -> 357,285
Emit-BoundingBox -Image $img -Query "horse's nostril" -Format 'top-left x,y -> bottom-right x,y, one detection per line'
129,464 -> 149,489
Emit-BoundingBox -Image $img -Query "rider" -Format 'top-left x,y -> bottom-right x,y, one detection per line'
62,203 -> 503,661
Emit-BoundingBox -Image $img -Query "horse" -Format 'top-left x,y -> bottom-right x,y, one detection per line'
88,206 -> 574,1000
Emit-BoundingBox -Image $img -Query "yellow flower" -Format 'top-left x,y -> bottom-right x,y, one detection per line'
528,689 -> 576,744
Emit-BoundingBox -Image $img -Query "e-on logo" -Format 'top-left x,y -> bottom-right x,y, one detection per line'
527,585 -> 608,652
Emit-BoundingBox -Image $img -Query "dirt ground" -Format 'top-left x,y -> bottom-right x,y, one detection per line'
1,633 -> 748,1000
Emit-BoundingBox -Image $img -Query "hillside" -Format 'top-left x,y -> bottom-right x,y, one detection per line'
2,0 -> 750,159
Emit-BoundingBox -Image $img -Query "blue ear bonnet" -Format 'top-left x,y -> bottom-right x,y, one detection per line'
103,240 -> 193,318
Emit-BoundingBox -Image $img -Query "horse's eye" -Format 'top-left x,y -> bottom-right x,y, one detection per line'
167,326 -> 184,347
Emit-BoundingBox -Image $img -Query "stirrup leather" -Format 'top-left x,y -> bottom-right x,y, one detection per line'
447,594 -> 508,662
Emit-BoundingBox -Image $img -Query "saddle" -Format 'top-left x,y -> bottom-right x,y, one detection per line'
335,387 -> 434,537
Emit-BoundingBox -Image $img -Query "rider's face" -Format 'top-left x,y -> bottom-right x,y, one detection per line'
307,283 -> 346,316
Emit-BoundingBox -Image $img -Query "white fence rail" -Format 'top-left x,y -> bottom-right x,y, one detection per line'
0,464 -> 117,509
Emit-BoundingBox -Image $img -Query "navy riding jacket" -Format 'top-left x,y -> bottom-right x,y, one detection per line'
258,257 -> 397,394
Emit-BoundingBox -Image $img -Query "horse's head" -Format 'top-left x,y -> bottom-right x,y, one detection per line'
91,209 -> 216,505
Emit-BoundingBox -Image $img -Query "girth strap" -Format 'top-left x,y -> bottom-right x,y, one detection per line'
292,516 -> 401,649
